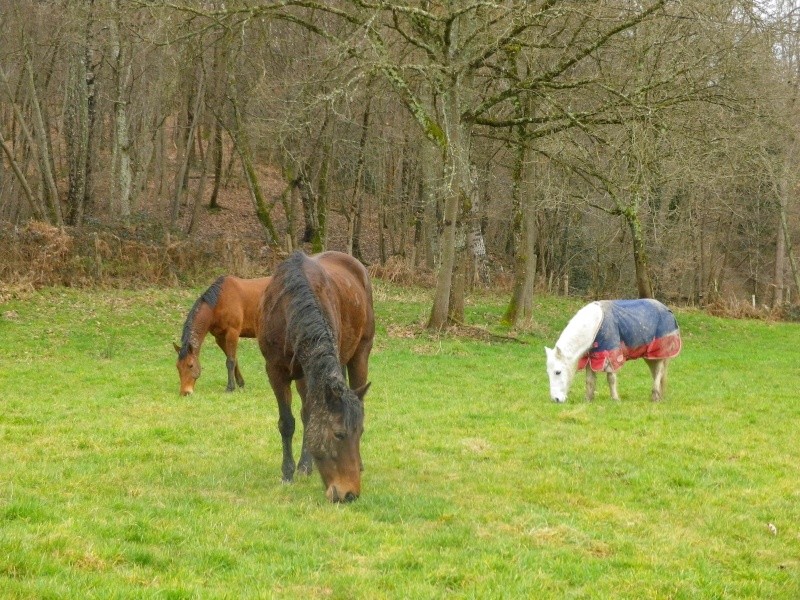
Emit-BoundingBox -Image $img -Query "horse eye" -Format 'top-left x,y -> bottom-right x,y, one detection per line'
334,431 -> 346,441
555,370 -> 562,376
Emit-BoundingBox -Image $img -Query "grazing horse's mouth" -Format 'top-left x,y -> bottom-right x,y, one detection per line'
327,485 -> 359,503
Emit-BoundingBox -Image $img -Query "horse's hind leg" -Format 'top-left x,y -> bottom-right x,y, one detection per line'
234,361 -> 244,388
219,331 -> 245,391
606,370 -> 620,401
646,359 -> 667,402
227,331 -> 246,389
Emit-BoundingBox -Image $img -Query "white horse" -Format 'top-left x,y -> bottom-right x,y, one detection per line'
545,299 -> 682,403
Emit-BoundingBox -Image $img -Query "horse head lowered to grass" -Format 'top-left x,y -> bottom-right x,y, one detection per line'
545,299 -> 682,403
174,275 -> 271,395
258,251 -> 375,503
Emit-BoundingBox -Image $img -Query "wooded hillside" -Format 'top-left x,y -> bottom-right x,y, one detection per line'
2,1 -> 799,325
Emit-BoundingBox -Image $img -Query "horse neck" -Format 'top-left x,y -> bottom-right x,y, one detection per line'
556,303 -> 602,365
299,342 -> 342,385
187,303 -> 213,349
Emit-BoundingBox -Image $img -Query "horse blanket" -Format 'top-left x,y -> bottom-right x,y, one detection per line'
578,299 -> 682,373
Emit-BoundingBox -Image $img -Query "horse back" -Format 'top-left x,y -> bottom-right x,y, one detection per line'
259,252 -> 374,376
212,276 -> 272,338
581,299 -> 681,372
307,252 -> 375,361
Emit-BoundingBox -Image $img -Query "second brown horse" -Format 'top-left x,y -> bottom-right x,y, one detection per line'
174,275 -> 271,395
258,251 -> 374,503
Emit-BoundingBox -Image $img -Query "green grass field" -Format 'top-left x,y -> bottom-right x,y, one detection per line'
1,282 -> 798,599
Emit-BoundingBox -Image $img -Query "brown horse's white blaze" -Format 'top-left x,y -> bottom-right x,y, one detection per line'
258,251 -> 374,503
174,276 -> 271,395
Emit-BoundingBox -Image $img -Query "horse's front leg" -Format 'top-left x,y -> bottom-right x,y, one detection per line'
215,333 -> 238,392
268,369 -> 296,483
585,365 -> 597,402
346,342 -> 372,391
646,359 -> 667,402
295,377 -> 313,476
606,370 -> 620,401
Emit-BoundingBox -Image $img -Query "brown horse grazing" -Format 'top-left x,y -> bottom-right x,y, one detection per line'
258,251 -> 374,503
174,275 -> 271,396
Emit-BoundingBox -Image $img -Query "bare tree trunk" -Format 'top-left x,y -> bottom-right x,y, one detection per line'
773,195 -> 786,308
421,139 -> 440,271
187,132 -> 210,235
625,202 -> 654,299
504,137 -> 538,327
208,119 -> 223,209
779,195 -> 800,303
131,109 -> 158,207
110,1 -> 133,221
298,166 -> 318,244
466,166 -> 488,285
65,51 -> 89,226
83,18 -> 97,221
312,140 -> 331,253
448,166 -> 481,324
170,68 -> 204,228
228,82 -> 279,247
0,66 -> 50,221
25,52 -> 61,224
0,129 -> 42,219
428,80 -> 473,330
346,94 -> 371,257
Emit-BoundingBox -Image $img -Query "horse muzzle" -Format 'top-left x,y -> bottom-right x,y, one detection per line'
326,484 -> 359,503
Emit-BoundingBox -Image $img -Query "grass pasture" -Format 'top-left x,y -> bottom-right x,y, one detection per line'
1,282 -> 799,599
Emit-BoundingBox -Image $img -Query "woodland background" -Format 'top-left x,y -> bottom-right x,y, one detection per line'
2,1 -> 800,327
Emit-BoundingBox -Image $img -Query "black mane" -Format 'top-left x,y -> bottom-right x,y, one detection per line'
179,276 -> 225,359
277,252 -> 363,430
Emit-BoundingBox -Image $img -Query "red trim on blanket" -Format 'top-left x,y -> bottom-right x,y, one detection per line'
578,331 -> 682,372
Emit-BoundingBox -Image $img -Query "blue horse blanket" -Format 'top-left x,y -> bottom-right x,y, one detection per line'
578,299 -> 682,373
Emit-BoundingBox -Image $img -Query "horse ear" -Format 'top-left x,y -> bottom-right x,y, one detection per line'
173,342 -> 181,354
353,382 -> 371,401
544,346 -> 553,359
554,346 -> 564,360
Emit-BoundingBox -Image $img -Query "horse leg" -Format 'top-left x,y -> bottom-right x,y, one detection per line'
646,359 -> 667,402
607,370 -> 620,401
268,368 -> 296,483
295,377 -> 313,476
346,346 -> 371,390
214,334 -> 237,392
347,348 -> 370,471
226,330 -> 246,389
234,361 -> 244,388
584,365 -> 597,402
